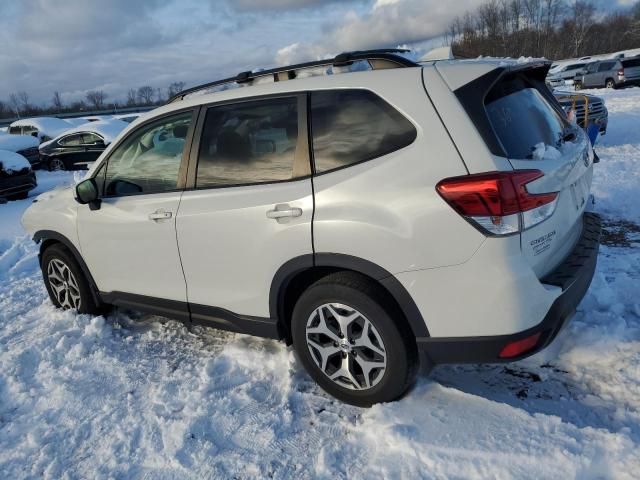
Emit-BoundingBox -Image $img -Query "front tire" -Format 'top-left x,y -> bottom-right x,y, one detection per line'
41,244 -> 102,315
574,80 -> 583,91
291,272 -> 418,407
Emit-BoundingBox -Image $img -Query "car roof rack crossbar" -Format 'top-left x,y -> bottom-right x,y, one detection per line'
168,49 -> 417,103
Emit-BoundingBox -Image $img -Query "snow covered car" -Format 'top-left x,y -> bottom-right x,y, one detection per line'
38,119 -> 128,171
8,117 -> 74,143
22,49 -> 601,406
0,133 -> 41,168
0,150 -> 37,201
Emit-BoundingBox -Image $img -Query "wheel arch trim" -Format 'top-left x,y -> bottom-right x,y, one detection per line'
270,253 -> 430,339
33,230 -> 103,306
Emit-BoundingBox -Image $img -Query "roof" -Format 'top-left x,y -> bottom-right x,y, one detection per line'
0,149 -> 30,173
0,134 -> 39,152
9,117 -> 73,137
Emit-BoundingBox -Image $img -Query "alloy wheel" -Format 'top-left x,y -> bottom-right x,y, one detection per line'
47,258 -> 81,310
50,158 -> 66,171
305,303 -> 387,390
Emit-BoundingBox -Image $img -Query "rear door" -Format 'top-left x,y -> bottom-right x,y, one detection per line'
484,71 -> 593,278
176,94 -> 313,322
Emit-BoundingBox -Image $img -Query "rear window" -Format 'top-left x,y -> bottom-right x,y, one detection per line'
485,75 -> 567,160
622,58 -> 640,68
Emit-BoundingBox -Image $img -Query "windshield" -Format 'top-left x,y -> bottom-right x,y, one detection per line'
485,75 -> 569,159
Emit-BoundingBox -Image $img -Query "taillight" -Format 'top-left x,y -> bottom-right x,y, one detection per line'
618,68 -> 625,78
436,170 -> 558,236
499,332 -> 542,358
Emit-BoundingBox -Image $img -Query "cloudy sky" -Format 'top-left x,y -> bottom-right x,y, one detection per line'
0,0 -> 635,106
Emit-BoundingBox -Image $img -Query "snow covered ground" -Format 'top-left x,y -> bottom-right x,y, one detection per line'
1,88 -> 639,479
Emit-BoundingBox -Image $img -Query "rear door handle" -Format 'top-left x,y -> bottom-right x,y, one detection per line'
266,204 -> 302,223
148,209 -> 172,221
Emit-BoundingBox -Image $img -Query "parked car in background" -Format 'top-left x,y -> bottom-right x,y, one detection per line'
0,150 -> 37,201
0,133 -> 41,168
8,117 -> 73,143
554,92 -> 608,135
546,61 -> 590,86
575,57 -> 640,89
38,119 -> 128,171
22,50 -> 600,406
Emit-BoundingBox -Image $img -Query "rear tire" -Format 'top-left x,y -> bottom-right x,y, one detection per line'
41,243 -> 103,315
605,78 -> 615,89
48,158 -> 66,171
291,272 -> 418,407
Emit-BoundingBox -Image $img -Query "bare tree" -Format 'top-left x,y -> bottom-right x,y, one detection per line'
9,93 -> 21,117
570,0 -> 596,56
137,86 -> 154,105
17,91 -> 30,112
155,87 -> 164,104
126,88 -> 137,106
167,81 -> 186,99
52,91 -> 63,110
85,90 -> 107,109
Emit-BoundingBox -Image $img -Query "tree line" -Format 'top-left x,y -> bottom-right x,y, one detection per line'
447,0 -> 640,60
0,81 -> 186,120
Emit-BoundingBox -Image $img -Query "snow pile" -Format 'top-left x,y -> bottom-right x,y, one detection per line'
0,150 -> 31,173
531,142 -> 563,160
0,135 -> 39,153
0,87 -> 640,477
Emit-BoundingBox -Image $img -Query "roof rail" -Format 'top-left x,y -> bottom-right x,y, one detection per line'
167,48 -> 417,103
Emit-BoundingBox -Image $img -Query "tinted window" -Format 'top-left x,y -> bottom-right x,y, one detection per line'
104,111 -> 192,196
310,90 -> 416,173
60,134 -> 83,146
485,75 -> 567,159
82,133 -> 103,145
622,58 -> 640,68
196,97 -> 306,188
9,126 -> 20,134
598,62 -> 615,72
587,63 -> 598,73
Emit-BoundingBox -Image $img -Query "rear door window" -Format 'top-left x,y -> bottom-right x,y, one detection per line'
195,96 -> 307,188
310,90 -> 416,173
485,75 -> 567,160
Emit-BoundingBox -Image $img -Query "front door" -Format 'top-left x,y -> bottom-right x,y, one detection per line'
177,95 -> 313,323
77,110 -> 196,310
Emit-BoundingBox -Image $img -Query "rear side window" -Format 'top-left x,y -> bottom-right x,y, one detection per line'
59,134 -> 83,146
598,62 -> 615,72
485,75 -> 567,160
195,96 -> 308,188
622,58 -> 640,68
310,90 -> 416,173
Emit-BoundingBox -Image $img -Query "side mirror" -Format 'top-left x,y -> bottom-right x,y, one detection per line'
75,178 -> 101,210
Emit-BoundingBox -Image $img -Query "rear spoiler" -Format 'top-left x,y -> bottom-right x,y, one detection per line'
452,61 -> 555,158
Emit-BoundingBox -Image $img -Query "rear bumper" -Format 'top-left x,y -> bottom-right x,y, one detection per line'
418,213 -> 601,364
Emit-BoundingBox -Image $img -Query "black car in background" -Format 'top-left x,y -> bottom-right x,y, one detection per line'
38,120 -> 127,171
39,132 -> 107,171
0,150 -> 37,201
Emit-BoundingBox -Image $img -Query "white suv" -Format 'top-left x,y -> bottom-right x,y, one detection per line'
22,50 -> 601,406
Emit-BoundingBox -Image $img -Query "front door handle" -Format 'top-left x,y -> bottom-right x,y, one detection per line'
148,209 -> 172,221
266,204 -> 302,223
